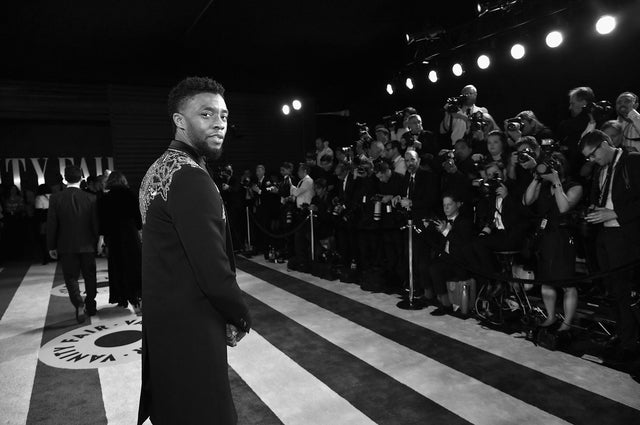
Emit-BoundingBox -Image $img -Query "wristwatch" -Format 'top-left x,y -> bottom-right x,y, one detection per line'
552,182 -> 562,189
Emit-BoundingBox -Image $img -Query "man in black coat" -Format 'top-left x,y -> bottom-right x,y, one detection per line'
138,77 -> 251,425
582,130 -> 640,362
47,165 -> 99,322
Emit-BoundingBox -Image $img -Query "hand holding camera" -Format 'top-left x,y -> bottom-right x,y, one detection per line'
495,183 -> 508,199
400,197 -> 413,210
585,206 -> 617,224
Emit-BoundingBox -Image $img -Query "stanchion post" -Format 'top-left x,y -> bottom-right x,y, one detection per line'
309,208 -> 315,262
397,217 -> 424,310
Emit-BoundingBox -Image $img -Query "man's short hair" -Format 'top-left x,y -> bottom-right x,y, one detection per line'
403,106 -> 417,115
517,136 -> 539,152
618,91 -> 639,104
516,110 -> 537,122
314,178 -> 327,189
568,86 -> 595,103
407,114 -> 422,123
320,154 -> 334,164
579,130 -> 611,150
487,130 -> 507,146
167,77 -> 225,116
280,162 -> 293,170
601,120 -> 623,135
374,160 -> 391,174
64,165 -> 82,184
442,192 -> 462,203
298,163 -> 310,174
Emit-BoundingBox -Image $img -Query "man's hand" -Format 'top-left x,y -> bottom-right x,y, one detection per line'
519,154 -> 537,170
49,249 -> 58,260
506,129 -> 522,144
540,169 -> 561,185
226,324 -> 246,347
221,183 -> 230,191
400,198 -> 413,210
496,183 -> 508,199
586,207 -> 617,224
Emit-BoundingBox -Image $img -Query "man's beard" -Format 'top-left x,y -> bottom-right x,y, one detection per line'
190,131 -> 223,160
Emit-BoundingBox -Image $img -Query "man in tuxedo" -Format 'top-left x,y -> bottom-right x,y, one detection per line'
138,77 -> 251,425
395,149 -> 440,303
47,165 -> 99,323
428,194 -> 474,316
582,130 -> 640,362
334,161 -> 358,267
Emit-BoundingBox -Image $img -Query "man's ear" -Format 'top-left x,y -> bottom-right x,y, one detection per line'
172,112 -> 185,131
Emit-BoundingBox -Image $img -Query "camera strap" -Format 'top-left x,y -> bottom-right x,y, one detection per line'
598,149 -> 621,207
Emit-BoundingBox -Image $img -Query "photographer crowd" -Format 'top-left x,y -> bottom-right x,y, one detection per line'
215,86 -> 640,365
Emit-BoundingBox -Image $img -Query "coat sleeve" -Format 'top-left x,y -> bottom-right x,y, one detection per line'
46,194 -> 58,251
615,154 -> 640,226
168,166 -> 251,332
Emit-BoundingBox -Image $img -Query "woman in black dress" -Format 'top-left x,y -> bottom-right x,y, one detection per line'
523,152 -> 583,333
98,171 -> 142,309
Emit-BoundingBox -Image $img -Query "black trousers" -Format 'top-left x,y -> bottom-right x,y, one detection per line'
59,252 -> 97,309
381,229 -> 404,286
430,254 -> 469,296
596,227 -> 639,350
358,229 -> 381,272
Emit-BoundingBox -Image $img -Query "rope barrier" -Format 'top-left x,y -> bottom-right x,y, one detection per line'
247,210 -> 310,239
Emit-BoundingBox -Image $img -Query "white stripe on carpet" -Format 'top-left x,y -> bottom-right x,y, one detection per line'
252,259 -> 640,410
228,328 -> 376,425
0,263 -> 57,425
237,271 -> 570,425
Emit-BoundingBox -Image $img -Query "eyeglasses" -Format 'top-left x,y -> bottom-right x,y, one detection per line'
585,143 -> 602,161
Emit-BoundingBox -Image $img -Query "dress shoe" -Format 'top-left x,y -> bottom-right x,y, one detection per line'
75,304 -> 86,324
430,305 -> 453,316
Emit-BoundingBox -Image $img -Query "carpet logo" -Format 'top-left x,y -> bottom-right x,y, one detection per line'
39,319 -> 142,369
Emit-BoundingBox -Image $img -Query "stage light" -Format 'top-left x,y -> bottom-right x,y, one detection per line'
386,84 -> 393,95
282,105 -> 290,115
452,63 -> 463,77
428,70 -> 438,83
406,77 -> 414,90
545,30 -> 563,48
292,99 -> 302,110
477,54 -> 491,69
510,43 -> 525,59
596,15 -> 616,35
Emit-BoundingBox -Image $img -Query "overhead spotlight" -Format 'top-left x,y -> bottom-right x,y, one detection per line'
405,77 -> 414,90
428,70 -> 438,83
282,104 -> 290,115
596,15 -> 616,35
452,63 -> 463,77
545,30 -> 563,48
477,0 -> 520,17
477,54 -> 491,69
510,43 -> 526,59
386,84 -> 394,95
292,99 -> 302,110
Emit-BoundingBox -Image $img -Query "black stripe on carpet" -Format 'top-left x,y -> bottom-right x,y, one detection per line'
237,257 -> 640,425
229,367 -> 283,425
0,262 -> 31,319
244,293 -> 471,425
27,262 -> 108,425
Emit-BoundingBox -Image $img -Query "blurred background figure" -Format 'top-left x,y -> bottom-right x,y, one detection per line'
34,184 -> 52,264
98,171 -> 142,311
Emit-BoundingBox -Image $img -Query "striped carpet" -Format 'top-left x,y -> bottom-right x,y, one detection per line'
1,257 -> 639,425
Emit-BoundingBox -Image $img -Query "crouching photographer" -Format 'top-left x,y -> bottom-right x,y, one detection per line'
581,130 -> 640,362
523,152 -> 583,335
440,139 -> 480,218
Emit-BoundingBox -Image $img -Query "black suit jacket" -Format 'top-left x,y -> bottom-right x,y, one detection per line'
432,215 -> 474,257
476,187 -> 530,233
47,186 -> 98,253
402,169 -> 440,220
592,150 -> 640,235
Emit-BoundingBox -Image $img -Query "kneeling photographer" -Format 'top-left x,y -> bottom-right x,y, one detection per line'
439,138 -> 480,217
523,152 -> 583,335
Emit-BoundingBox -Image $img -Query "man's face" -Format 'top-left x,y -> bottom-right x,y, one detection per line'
616,94 -> 638,119
405,151 -> 420,173
306,157 -> 316,166
569,94 -> 586,118
582,141 -> 609,167
454,142 -> 472,161
384,144 -> 395,159
375,130 -> 389,143
442,197 -> 460,218
315,138 -> 324,150
297,168 -> 306,180
174,93 -> 228,160
256,167 -> 265,179
408,118 -> 422,134
280,167 -> 290,177
461,87 -> 477,106
370,143 -> 383,159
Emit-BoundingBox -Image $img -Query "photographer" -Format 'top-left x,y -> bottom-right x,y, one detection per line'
277,162 -> 297,260
469,161 -> 532,282
384,140 -> 407,175
616,91 -> 640,152
374,124 -> 391,145
289,163 -> 315,270
439,85 -> 489,145
217,164 -> 244,249
581,130 -> 640,362
393,149 -> 440,304
401,114 -> 437,155
352,157 -> 381,277
309,178 -> 334,251
559,87 -> 599,172
315,136 -> 334,165
374,161 -> 405,293
427,193 -> 474,316
391,106 -> 417,142
440,139 -> 479,216
333,161 -> 358,267
523,153 -> 582,334
505,110 -> 554,146
507,136 -> 540,196
472,130 -> 511,166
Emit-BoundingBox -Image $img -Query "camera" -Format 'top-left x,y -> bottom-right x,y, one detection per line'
506,117 -> 524,132
444,94 -> 468,113
382,110 -> 404,127
584,100 -> 614,120
473,175 -> 504,197
534,158 -> 561,176
439,149 -> 456,168
517,148 -> 534,163
469,111 -> 487,132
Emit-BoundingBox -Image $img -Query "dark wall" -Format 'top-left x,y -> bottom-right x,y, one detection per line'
0,80 -> 314,192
